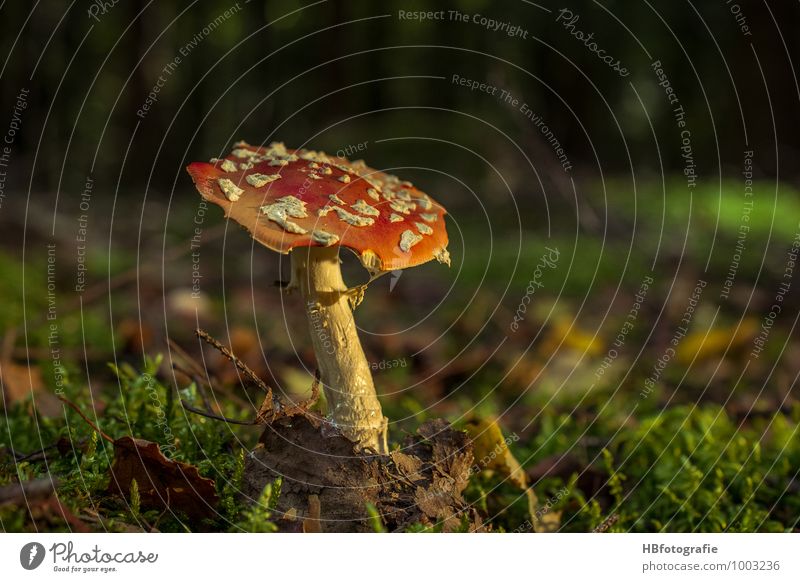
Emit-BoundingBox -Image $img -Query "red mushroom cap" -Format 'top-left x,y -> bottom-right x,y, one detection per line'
186,142 -> 449,273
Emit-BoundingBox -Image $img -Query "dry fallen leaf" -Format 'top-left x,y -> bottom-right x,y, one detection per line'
466,416 -> 528,490
108,436 -> 219,520
0,359 -> 44,405
0,331 -> 61,416
466,416 -> 558,531
0,359 -> 62,416
58,394 -> 219,520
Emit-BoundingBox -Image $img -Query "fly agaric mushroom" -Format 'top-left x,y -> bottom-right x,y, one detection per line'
187,142 -> 450,453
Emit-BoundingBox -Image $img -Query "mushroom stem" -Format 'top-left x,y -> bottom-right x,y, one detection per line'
290,246 -> 388,453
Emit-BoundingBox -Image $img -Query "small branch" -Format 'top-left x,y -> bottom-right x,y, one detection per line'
167,339 -> 250,408
179,332 -> 320,427
593,513 -> 620,533
171,361 -> 213,412
182,368 -> 321,427
180,399 -> 256,426
193,373 -> 214,413
13,437 -> 89,463
58,396 -> 114,444
195,329 -> 271,395
264,369 -> 321,422
168,338 -> 206,377
12,442 -> 58,461
254,381 -> 277,424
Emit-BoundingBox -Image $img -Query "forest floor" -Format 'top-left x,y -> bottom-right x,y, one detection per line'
1,180 -> 799,532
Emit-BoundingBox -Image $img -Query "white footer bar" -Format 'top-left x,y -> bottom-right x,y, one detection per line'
1,533 -> 797,581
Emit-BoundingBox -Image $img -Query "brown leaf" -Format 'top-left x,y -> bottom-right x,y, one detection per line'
108,436 -> 219,520
466,417 -> 528,489
117,318 -> 154,354
675,317 -> 758,364
466,416 -> 540,525
0,359 -> 42,402
57,395 -> 219,521
1,360 -> 63,416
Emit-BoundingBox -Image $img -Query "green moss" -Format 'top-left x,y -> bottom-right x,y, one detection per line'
505,404 -> 800,532
2,356 -> 797,532
0,356 -> 267,532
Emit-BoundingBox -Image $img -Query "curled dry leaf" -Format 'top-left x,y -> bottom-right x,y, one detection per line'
109,436 -> 219,517
108,436 -> 219,520
466,417 -> 548,529
466,417 -> 528,489
58,394 -> 219,520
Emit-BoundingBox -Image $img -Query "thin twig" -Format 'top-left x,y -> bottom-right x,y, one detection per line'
13,437 -> 89,463
167,338 -> 206,378
593,513 -> 620,533
168,339 -> 215,411
193,373 -> 214,413
57,396 -> 114,443
180,399 -> 256,425
254,393 -> 276,424
13,442 -> 57,462
170,360 -> 196,383
170,354 -> 252,406
171,361 -> 213,412
180,333 -> 320,427
195,329 -> 271,395
168,342 -> 250,408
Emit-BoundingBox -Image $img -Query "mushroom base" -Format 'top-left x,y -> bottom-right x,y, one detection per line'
289,246 -> 388,453
243,414 -> 485,532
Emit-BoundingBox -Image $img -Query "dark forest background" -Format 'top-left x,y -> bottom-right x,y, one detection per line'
1,0 -> 798,204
